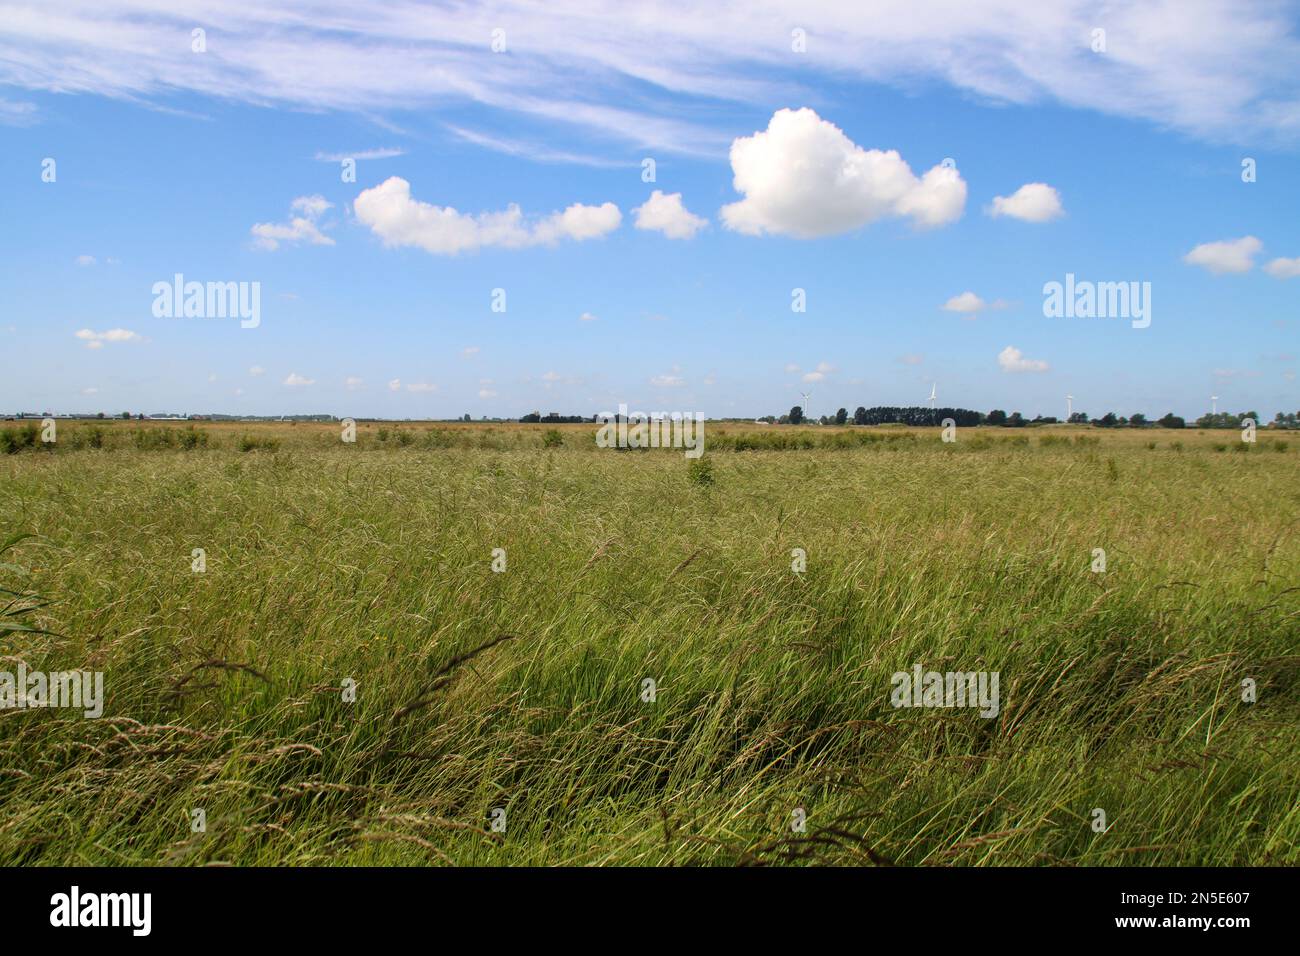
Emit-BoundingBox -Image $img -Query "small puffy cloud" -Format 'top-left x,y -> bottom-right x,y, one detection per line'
251,195 -> 335,251
1184,236 -> 1261,274
633,190 -> 708,239
283,372 -> 316,386
987,183 -> 1064,222
942,291 -> 988,315
344,376 -> 364,390
75,254 -> 96,266
997,345 -> 1049,373
354,177 -> 620,255
802,361 -> 835,383
579,311 -> 598,322
291,195 -> 332,219
461,346 -> 480,357
478,388 -> 497,398
1264,256 -> 1300,279
720,108 -> 965,237
248,365 -> 265,376
650,373 -> 685,387
784,363 -> 801,374
76,328 -> 140,349
387,378 -> 402,391
81,387 -> 98,395
541,371 -> 562,382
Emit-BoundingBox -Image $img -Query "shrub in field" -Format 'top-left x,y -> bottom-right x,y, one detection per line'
77,425 -> 106,450
1171,441 -> 1184,451
1039,435 -> 1070,447
1105,457 -> 1119,482
687,456 -> 714,486
132,428 -> 175,450
1213,443 -> 1228,452
423,429 -> 456,450
0,423 -> 38,454
238,434 -> 281,452
395,429 -> 415,447
1073,435 -> 1100,447
178,426 -> 208,449
542,429 -> 564,448
376,427 -> 390,442
1274,440 -> 1288,452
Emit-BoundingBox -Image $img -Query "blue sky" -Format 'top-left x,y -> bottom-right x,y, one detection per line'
1,1 -> 1297,420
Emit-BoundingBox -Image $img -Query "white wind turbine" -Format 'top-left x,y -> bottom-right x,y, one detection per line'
800,390 -> 812,421
1211,395 -> 1218,415
928,382 -> 937,408
1066,394 -> 1073,420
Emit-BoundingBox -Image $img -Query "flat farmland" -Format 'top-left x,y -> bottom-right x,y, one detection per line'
2,421 -> 1297,865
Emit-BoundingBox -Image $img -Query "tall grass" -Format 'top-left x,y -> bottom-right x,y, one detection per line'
0,424 -> 1296,865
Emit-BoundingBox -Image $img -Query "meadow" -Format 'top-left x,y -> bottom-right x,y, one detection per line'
1,419 -> 1297,865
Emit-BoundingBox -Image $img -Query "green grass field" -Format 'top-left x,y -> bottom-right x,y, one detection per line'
2,420 -> 1297,865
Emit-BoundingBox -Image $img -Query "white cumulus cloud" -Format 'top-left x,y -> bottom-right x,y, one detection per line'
987,183 -> 1064,222
75,328 -> 140,349
1264,256 -> 1300,278
720,108 -> 966,238
943,292 -> 988,315
997,345 -> 1049,373
354,177 -> 620,255
1184,236 -> 1262,274
283,372 -> 315,386
251,195 -> 335,251
633,190 -> 707,239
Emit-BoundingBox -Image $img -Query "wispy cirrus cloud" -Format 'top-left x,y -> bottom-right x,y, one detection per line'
314,147 -> 405,162
3,2 -> 1299,155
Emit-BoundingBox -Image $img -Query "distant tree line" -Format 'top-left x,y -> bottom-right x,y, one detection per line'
519,412 -> 594,424
765,405 -> 1300,429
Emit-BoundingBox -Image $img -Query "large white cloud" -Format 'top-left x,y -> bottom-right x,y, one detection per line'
721,108 -> 966,237
987,183 -> 1064,222
354,177 -> 621,255
1184,236 -> 1262,275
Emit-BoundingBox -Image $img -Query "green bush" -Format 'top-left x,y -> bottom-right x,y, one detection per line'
0,423 -> 38,454
542,429 -> 564,448
686,456 -> 714,486
238,434 -> 281,452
